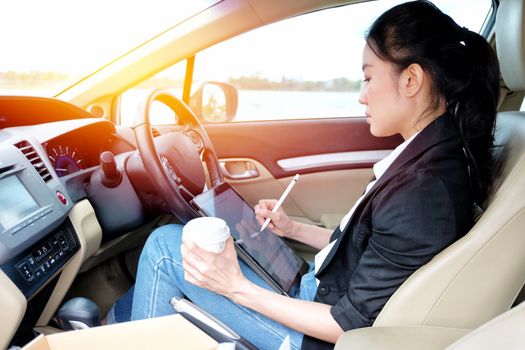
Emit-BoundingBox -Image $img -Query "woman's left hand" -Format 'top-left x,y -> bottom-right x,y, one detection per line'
181,236 -> 250,299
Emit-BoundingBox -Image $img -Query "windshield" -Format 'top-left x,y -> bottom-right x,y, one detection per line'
0,0 -> 217,97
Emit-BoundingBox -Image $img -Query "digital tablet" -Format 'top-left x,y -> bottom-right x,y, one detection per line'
191,182 -> 309,297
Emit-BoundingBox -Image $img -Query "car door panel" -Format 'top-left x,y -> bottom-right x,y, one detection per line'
205,118 -> 401,178
204,118 -> 402,228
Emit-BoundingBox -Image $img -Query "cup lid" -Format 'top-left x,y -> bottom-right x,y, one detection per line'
183,217 -> 230,244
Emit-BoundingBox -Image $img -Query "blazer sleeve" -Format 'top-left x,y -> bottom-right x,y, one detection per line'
330,169 -> 459,330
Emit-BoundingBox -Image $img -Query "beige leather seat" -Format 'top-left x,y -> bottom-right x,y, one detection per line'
446,300 -> 525,350
336,0 -> 525,347
335,300 -> 525,350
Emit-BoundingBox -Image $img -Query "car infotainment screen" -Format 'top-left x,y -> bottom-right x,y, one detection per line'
0,175 -> 40,230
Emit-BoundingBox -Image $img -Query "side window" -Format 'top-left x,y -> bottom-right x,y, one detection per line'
119,60 -> 187,126
194,0 -> 492,123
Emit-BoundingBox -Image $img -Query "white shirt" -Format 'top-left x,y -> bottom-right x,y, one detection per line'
314,132 -> 420,284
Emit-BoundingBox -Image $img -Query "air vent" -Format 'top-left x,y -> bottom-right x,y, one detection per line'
15,141 -> 52,183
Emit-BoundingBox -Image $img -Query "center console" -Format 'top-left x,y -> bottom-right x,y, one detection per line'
1,218 -> 79,298
0,143 -> 77,298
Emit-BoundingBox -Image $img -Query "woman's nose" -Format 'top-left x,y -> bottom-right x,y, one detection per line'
358,86 -> 367,105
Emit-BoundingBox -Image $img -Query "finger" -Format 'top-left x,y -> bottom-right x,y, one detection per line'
185,240 -> 216,264
181,241 -> 203,262
181,244 -> 200,270
254,206 -> 265,217
257,200 -> 268,210
221,236 -> 238,259
181,243 -> 211,275
183,252 -> 216,285
182,260 -> 205,287
261,211 -> 280,225
254,210 -> 266,226
258,199 -> 276,211
255,207 -> 273,220
184,240 -> 202,255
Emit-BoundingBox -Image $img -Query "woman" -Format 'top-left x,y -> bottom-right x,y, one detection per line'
115,1 -> 500,349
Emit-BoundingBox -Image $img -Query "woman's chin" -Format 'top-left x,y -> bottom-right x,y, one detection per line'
369,124 -> 380,137
369,126 -> 393,138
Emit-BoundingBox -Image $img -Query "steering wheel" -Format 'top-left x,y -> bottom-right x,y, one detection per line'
133,89 -> 224,223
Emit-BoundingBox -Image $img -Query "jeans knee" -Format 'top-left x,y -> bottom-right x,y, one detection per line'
141,224 -> 184,263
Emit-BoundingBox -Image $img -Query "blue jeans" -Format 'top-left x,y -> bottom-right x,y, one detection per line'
115,224 -> 317,350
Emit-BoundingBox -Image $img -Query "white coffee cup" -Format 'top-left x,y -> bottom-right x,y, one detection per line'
182,217 -> 230,253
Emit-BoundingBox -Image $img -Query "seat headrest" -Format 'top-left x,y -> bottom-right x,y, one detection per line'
496,0 -> 525,91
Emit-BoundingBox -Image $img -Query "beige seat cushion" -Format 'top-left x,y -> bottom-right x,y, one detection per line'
335,326 -> 469,350
446,301 -> 525,350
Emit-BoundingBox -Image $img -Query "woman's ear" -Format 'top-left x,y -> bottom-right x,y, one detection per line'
401,63 -> 425,97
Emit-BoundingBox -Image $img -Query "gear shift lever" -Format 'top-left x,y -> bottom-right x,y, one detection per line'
55,297 -> 101,330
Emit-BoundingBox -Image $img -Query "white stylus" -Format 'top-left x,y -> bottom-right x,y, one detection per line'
259,174 -> 300,232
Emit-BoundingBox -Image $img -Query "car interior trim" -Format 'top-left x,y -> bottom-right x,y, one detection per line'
276,150 -> 393,172
496,0 -> 525,91
446,298 -> 525,350
0,270 -> 26,350
206,118 -> 402,179
8,118 -> 114,145
334,326 -> 470,350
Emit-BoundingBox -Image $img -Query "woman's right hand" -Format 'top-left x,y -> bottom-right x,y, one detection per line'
254,199 -> 295,238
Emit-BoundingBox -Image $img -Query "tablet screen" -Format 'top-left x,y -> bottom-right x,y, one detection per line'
191,183 -> 308,295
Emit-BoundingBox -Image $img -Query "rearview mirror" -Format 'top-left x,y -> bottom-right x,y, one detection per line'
190,82 -> 238,123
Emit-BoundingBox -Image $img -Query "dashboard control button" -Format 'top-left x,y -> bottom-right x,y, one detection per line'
56,191 -> 68,205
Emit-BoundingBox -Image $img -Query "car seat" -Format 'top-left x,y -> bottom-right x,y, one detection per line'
334,300 -> 525,350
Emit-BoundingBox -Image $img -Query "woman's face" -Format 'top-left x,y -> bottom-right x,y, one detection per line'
359,44 -> 412,139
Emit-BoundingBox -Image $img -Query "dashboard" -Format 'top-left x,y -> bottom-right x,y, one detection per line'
0,96 -> 151,347
44,130 -> 98,177
0,97 -> 138,299
42,120 -> 126,177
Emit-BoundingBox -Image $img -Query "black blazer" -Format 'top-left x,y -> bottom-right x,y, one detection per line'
301,114 -> 474,350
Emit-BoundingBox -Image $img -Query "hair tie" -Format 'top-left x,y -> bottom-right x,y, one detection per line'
460,27 -> 470,45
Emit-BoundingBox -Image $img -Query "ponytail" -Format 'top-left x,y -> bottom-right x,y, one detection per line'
443,28 -> 500,202
366,1 -> 500,203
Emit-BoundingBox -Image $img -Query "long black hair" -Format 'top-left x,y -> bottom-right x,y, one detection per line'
366,0 -> 500,203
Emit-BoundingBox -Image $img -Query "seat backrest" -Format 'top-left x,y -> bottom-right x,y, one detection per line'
373,0 -> 525,329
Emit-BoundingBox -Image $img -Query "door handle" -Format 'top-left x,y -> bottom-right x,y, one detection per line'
219,160 -> 260,180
